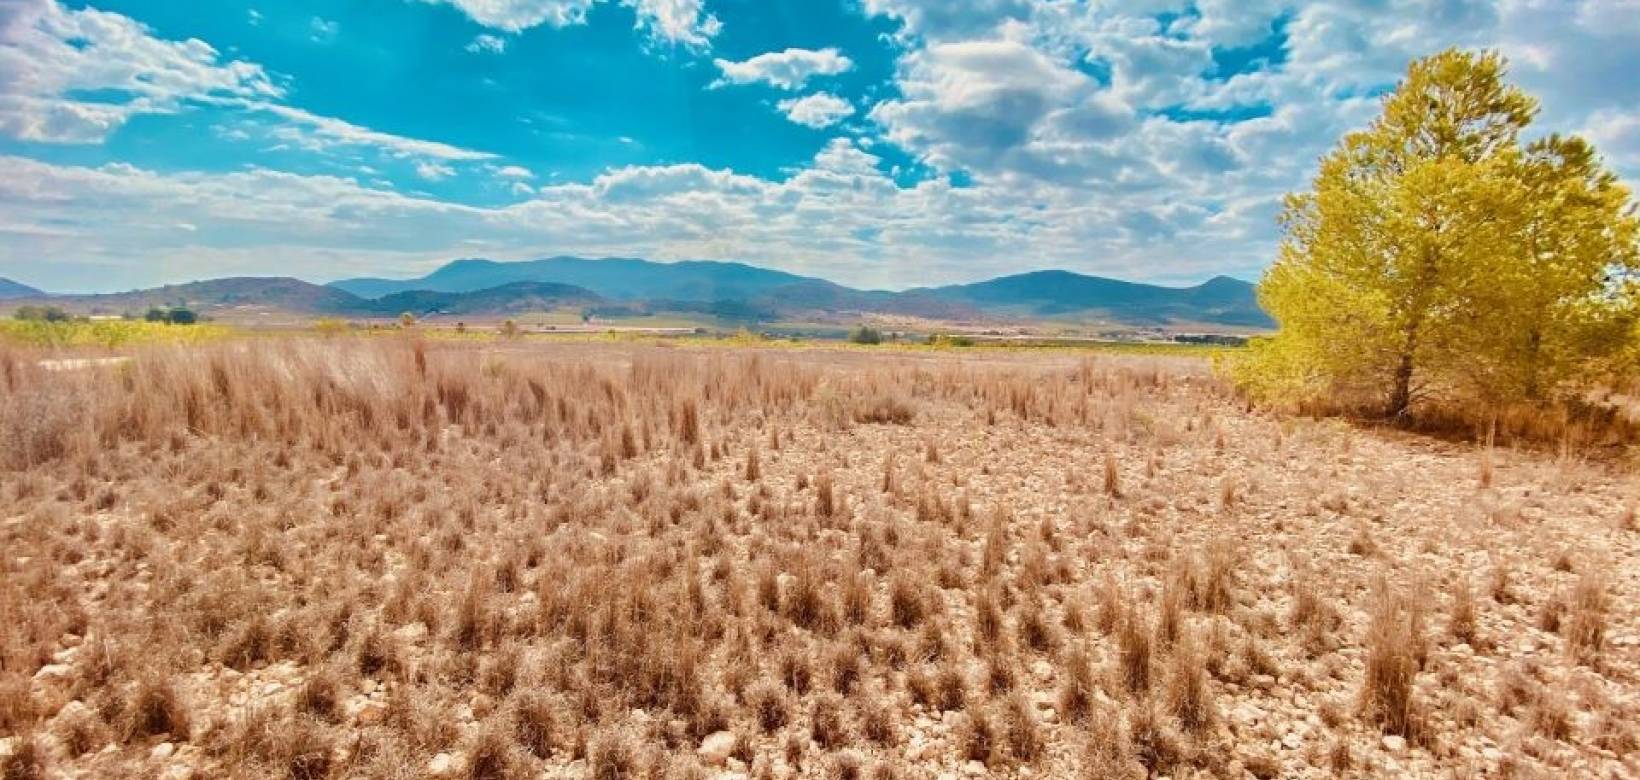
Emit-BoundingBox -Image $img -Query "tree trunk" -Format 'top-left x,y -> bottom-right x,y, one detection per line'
1388,349 -> 1415,420
1388,322 -> 1419,420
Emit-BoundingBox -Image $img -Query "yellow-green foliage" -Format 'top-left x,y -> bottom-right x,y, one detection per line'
1237,49 -> 1640,417
311,318 -> 352,336
0,320 -> 233,348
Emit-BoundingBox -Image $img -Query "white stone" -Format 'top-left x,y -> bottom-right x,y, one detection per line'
1382,735 -> 1407,752
697,731 -> 736,766
151,742 -> 176,760
427,752 -> 463,777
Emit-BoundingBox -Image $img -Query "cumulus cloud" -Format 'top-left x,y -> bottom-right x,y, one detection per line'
421,0 -> 720,48
0,0 -> 280,143
776,93 -> 853,128
712,47 -> 853,90
869,38 -> 1136,181
862,0 -> 1034,41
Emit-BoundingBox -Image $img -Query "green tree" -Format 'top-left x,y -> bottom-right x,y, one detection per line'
847,325 -> 882,345
13,305 -> 71,323
1237,49 -> 1638,417
1457,135 -> 1639,402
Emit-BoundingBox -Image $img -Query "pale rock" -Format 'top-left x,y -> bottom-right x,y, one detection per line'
151,742 -> 176,760
33,663 -> 72,681
160,765 -> 194,780
352,698 -> 387,725
427,752 -> 464,777
1382,735 -> 1407,752
697,731 -> 736,766
963,760 -> 986,775
1281,732 -> 1303,750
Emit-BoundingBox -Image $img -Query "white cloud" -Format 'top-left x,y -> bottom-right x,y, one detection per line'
777,93 -> 853,128
862,0 -> 1034,41
713,48 -> 854,90
0,0 -> 280,143
309,17 -> 339,43
869,37 -> 1136,180
466,33 -> 508,54
493,165 -> 535,179
252,104 -> 498,161
422,0 -> 719,48
415,161 -> 456,181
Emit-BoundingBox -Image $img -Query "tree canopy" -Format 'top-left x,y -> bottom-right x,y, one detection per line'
1234,49 -> 1639,419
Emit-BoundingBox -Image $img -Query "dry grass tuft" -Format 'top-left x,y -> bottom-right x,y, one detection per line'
1359,582 -> 1423,740
1564,571 -> 1609,664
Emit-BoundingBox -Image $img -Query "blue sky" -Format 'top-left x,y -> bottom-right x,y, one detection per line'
2,0 -> 1638,292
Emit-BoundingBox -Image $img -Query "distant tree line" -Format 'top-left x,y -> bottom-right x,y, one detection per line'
11,305 -> 200,324
145,307 -> 198,325
11,305 -> 72,322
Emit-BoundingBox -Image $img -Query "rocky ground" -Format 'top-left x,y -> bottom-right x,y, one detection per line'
0,340 -> 1635,779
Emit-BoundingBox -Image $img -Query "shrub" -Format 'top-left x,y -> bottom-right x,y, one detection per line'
847,325 -> 883,345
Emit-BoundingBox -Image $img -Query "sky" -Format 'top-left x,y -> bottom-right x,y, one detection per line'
1,0 -> 1638,293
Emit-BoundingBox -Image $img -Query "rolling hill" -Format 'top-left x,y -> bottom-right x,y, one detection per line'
8,258 -> 1270,329
334,257 -> 1269,328
331,257 -> 831,301
923,270 -> 1270,327
15,278 -> 601,320
365,281 -> 600,316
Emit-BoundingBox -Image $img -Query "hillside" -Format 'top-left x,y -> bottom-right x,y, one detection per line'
18,278 -> 603,321
40,277 -> 363,316
366,281 -> 600,317
923,271 -> 1271,327
0,277 -> 45,299
331,257 -> 830,301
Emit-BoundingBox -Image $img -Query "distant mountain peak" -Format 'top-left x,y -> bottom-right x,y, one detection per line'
0,277 -> 46,299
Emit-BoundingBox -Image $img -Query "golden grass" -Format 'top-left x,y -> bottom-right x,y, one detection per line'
0,337 -> 1633,778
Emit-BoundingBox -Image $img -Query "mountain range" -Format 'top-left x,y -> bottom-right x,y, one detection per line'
4,257 -> 1272,329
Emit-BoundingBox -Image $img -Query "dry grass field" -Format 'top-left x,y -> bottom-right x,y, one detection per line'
1,339 -> 1636,779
